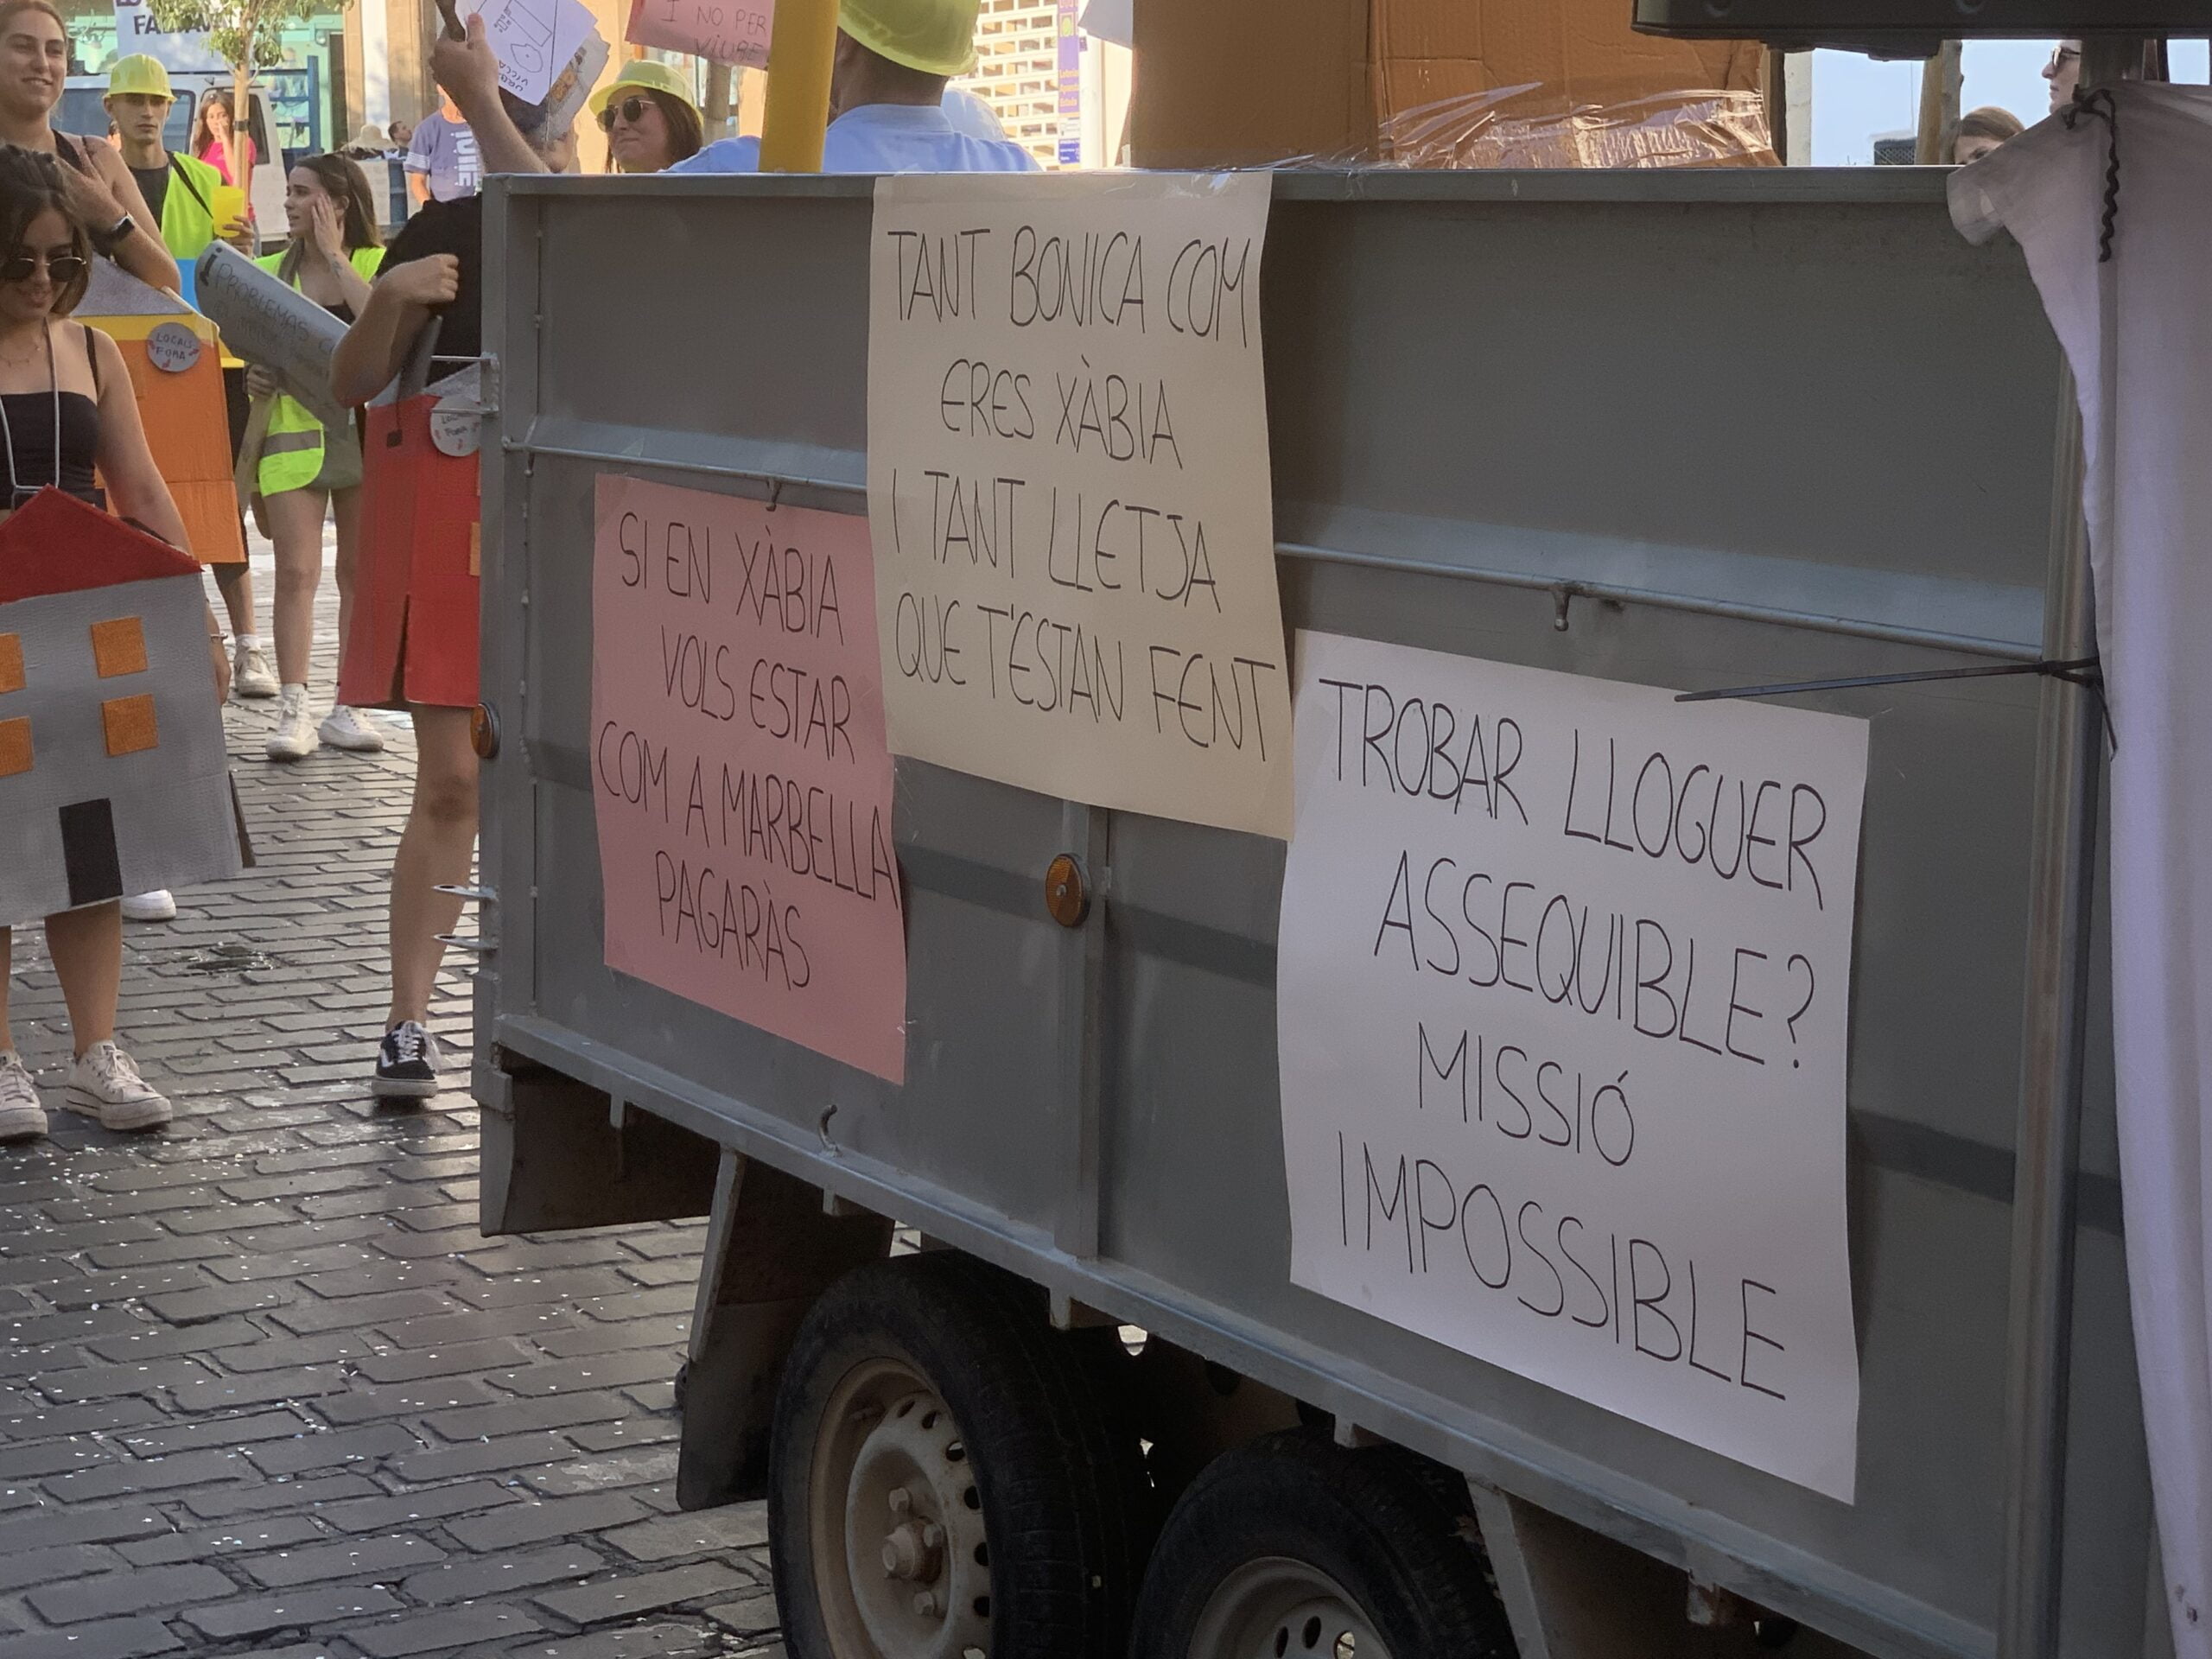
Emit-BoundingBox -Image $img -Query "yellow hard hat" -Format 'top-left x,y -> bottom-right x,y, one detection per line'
106,54 -> 175,100
839,0 -> 979,77
588,60 -> 701,119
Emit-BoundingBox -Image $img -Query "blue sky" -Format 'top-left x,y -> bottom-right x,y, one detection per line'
1811,39 -> 2212,164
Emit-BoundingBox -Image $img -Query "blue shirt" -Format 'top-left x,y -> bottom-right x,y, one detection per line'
669,103 -> 1040,176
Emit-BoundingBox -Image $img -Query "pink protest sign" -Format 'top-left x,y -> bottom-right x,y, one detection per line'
592,475 -> 906,1083
624,0 -> 771,68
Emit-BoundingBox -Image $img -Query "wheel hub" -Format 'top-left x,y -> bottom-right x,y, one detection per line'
1191,1559 -> 1392,1659
811,1361 -> 992,1659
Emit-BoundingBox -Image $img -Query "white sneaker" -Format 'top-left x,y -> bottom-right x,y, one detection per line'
62,1042 -> 171,1133
232,641 -> 279,699
266,684 -> 317,762
318,704 -> 386,753
121,890 -> 176,923
0,1052 -> 46,1142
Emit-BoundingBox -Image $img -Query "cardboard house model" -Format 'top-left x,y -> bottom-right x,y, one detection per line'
0,490 -> 242,920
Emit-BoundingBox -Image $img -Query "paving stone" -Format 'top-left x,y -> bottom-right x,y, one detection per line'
444,1491 -> 652,1554
426,1388 -> 634,1441
208,1331 -> 384,1372
568,1419 -> 680,1455
178,1582 -> 404,1640
353,1338 -> 533,1384
533,1560 -> 752,1625
238,1531 -> 447,1588
273,1289 -> 461,1337
385,1429 -> 579,1484
0,1504 -> 169,1554
297,1257 -> 474,1299
81,1319 -> 264,1364
448,1268 -> 639,1311
30,1357 -> 221,1402
316,1377 -> 499,1426
116,1512 -> 327,1567
168,1364 -> 349,1413
2,1306 -> 153,1348
244,1421 -> 423,1476
0,1541 -> 129,1593
0,1439 -> 118,1480
340,1603 -> 546,1656
404,1541 -> 607,1605
378,1305 -> 582,1349
24,1561 -> 235,1623
534,1317 -> 690,1360
42,1267 -> 219,1311
42,1446 -> 253,1502
179,1471 -> 384,1521
602,1505 -> 770,1562
0,1615 -> 182,1659
116,1406 -> 318,1458
522,1446 -> 680,1497
486,1351 -> 678,1399
321,1478 -> 520,1535
143,1280 -> 294,1325
706,1593 -> 782,1637
509,1624 -> 721,1659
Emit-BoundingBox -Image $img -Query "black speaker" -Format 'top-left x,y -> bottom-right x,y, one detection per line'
1636,1 -> 2212,53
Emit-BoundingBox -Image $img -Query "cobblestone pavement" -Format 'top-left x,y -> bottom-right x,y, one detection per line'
0,548 -> 785,1658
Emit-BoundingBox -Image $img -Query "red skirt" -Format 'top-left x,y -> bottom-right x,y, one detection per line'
339,395 -> 480,711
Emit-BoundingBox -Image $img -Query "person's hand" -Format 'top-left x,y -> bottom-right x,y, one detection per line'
245,365 -> 279,399
432,15 -> 505,118
378,254 -> 461,309
304,193 -> 344,261
208,632 -> 232,705
55,162 -> 123,239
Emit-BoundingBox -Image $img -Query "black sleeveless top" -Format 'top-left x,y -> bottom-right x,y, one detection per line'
0,327 -> 101,505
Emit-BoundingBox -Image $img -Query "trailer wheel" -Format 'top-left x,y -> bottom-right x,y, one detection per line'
1128,1432 -> 1515,1659
767,1253 -> 1145,1659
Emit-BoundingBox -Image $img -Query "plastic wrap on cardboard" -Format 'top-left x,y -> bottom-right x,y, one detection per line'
1308,84 -> 1777,170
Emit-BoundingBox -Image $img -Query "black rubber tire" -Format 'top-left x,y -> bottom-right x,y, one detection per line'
767,1252 -> 1149,1659
1128,1431 -> 1517,1659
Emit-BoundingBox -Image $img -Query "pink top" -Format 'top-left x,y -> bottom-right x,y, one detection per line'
197,135 -> 255,186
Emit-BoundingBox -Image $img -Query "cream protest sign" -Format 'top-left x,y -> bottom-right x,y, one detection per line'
867,173 -> 1291,839
1277,631 -> 1868,1500
592,476 -> 906,1083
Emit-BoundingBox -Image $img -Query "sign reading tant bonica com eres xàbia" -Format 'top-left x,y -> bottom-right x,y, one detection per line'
866,173 -> 1293,840
1277,631 -> 1870,1501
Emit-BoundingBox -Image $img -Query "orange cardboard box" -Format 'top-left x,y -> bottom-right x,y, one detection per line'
1131,0 -> 1767,169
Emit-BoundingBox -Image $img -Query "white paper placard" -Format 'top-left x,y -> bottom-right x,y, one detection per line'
866,172 -> 1293,839
1277,631 -> 1868,1500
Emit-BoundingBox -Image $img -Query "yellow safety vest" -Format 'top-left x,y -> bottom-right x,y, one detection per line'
155,151 -> 224,261
254,245 -> 386,497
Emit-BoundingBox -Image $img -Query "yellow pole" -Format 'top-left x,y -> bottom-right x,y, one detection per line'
759,0 -> 838,172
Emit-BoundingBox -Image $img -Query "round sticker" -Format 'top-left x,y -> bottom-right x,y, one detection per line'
429,397 -> 480,459
145,321 -> 201,374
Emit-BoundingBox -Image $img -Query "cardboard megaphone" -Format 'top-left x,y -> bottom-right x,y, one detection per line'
193,243 -> 352,434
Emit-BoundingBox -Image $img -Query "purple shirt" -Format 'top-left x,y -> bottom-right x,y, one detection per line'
405,111 -> 480,202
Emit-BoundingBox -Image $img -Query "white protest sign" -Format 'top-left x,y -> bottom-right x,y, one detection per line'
867,173 -> 1293,839
1277,632 -> 1868,1500
462,0 -> 594,105
112,0 -> 225,72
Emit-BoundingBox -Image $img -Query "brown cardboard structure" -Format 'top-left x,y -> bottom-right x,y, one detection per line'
1129,0 -> 1767,169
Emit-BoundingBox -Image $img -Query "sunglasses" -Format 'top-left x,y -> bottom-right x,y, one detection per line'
598,95 -> 653,130
0,250 -> 86,285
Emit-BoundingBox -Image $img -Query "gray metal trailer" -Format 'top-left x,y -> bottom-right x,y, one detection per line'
468,168 -> 2152,1659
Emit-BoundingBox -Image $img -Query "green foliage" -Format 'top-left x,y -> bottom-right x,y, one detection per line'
143,0 -> 327,73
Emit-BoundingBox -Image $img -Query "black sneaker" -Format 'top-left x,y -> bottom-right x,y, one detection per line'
372,1021 -> 442,1100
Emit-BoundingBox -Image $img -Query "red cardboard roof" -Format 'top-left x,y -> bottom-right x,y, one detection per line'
0,488 -> 199,607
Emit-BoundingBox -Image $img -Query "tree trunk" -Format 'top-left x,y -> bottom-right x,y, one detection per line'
232,57 -> 255,246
